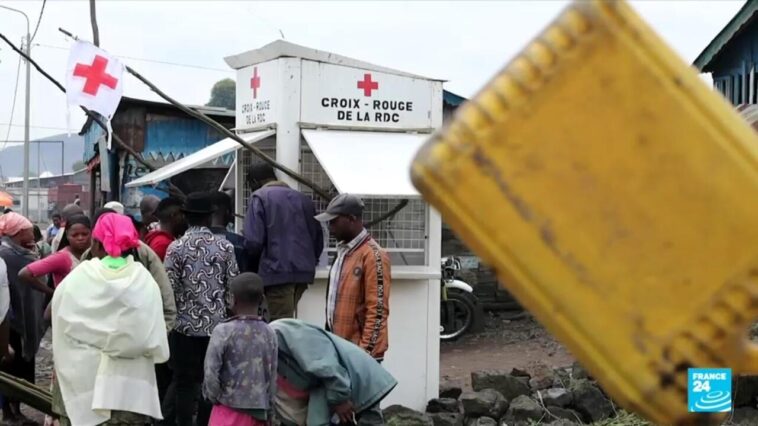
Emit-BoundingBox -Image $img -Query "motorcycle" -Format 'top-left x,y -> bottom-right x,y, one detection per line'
440,256 -> 480,341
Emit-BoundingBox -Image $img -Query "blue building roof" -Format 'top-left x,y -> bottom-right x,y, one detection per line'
694,1 -> 758,72
443,90 -> 467,107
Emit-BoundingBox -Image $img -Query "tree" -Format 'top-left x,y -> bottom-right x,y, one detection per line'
206,78 -> 235,110
72,160 -> 86,171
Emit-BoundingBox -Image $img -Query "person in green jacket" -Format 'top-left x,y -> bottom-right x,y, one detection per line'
270,319 -> 397,426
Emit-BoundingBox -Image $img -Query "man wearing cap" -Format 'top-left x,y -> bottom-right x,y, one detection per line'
244,164 -> 324,321
164,192 -> 239,426
315,194 -> 392,362
140,194 -> 162,233
103,200 -> 125,214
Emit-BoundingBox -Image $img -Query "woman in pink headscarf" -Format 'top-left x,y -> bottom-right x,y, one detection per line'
0,212 -> 46,424
51,213 -> 169,426
0,212 -> 35,251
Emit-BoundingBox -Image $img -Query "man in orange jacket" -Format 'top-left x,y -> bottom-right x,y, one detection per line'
316,194 -> 391,362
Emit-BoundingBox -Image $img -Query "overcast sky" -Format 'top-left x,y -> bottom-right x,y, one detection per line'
0,0 -> 745,147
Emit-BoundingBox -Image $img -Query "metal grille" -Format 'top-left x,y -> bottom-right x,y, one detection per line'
300,140 -> 427,266
240,137 -> 277,204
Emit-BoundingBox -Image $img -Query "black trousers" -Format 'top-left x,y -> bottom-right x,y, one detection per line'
169,332 -> 211,426
156,360 -> 175,425
1,330 -> 35,413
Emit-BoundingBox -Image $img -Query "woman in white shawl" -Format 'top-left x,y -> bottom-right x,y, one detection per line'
51,212 -> 169,426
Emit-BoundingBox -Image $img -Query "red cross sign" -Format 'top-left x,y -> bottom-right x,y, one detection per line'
73,55 -> 119,96
357,73 -> 379,97
66,40 -> 125,148
251,67 -> 261,99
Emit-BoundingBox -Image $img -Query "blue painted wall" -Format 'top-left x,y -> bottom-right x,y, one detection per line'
83,113 -> 234,216
143,117 -> 227,160
82,123 -> 105,162
709,22 -> 758,105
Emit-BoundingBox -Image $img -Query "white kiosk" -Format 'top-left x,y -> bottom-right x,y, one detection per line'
129,40 -> 443,410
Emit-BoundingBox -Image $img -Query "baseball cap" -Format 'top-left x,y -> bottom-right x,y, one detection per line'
315,193 -> 365,222
103,201 -> 125,215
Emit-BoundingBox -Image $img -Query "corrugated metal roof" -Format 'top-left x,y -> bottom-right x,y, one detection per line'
3,168 -> 87,185
126,130 -> 274,187
116,96 -> 235,117
224,40 -> 445,81
694,1 -> 758,72
78,96 -> 234,136
301,129 -> 429,197
443,90 -> 467,107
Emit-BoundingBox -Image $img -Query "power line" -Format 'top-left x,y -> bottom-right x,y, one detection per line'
1,55 -> 23,152
34,43 -> 232,73
30,0 -> 46,43
0,123 -> 70,131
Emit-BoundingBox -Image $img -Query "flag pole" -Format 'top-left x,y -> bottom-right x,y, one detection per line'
89,0 -> 100,47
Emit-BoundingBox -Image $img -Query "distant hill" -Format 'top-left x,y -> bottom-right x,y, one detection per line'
0,134 -> 85,178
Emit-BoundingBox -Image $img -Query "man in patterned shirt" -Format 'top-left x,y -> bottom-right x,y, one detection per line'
164,192 -> 240,426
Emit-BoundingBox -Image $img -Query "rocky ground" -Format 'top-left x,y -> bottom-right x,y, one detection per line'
416,311 -> 758,426
440,312 -> 573,393
11,313 -> 758,425
423,311 -> 650,426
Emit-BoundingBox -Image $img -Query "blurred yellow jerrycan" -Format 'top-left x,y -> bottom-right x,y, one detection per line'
411,1 -> 758,424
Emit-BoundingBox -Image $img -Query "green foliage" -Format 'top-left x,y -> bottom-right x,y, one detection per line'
525,410 -> 650,426
71,160 -> 86,171
591,411 -> 651,426
206,78 -> 235,110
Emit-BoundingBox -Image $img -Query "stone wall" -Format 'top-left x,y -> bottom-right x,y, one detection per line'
384,365 -> 758,426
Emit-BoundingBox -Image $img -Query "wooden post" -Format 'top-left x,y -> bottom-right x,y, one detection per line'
89,0 -> 99,46
89,165 -> 96,217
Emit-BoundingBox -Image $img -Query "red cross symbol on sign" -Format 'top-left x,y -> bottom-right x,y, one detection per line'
250,67 -> 261,99
73,55 -> 119,96
357,73 -> 379,97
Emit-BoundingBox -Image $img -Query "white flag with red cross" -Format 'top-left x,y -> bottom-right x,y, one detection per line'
66,40 -> 124,148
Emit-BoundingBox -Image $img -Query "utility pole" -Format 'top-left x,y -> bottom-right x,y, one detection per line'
90,0 -> 107,208
37,143 -> 41,222
24,33 -> 30,218
0,5 -> 31,217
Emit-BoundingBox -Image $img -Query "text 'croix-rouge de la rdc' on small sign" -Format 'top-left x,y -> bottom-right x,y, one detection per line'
238,66 -> 273,126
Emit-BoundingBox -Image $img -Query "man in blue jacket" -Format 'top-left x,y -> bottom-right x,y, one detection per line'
244,163 -> 325,320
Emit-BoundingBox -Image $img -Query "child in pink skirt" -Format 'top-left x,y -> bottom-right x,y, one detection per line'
203,273 -> 278,426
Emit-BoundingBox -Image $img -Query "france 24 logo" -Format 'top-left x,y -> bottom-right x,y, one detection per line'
688,368 -> 732,413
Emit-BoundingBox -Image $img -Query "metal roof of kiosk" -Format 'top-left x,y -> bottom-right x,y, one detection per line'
125,129 -> 274,187
301,129 -> 428,198
224,40 -> 444,81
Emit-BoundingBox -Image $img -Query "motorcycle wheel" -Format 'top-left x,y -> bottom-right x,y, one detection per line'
440,288 -> 476,341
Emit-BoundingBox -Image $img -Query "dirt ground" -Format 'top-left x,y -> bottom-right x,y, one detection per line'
440,311 -> 575,391
16,332 -> 53,425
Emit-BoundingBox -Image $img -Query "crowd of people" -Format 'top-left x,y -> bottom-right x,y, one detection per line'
0,163 -> 395,426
